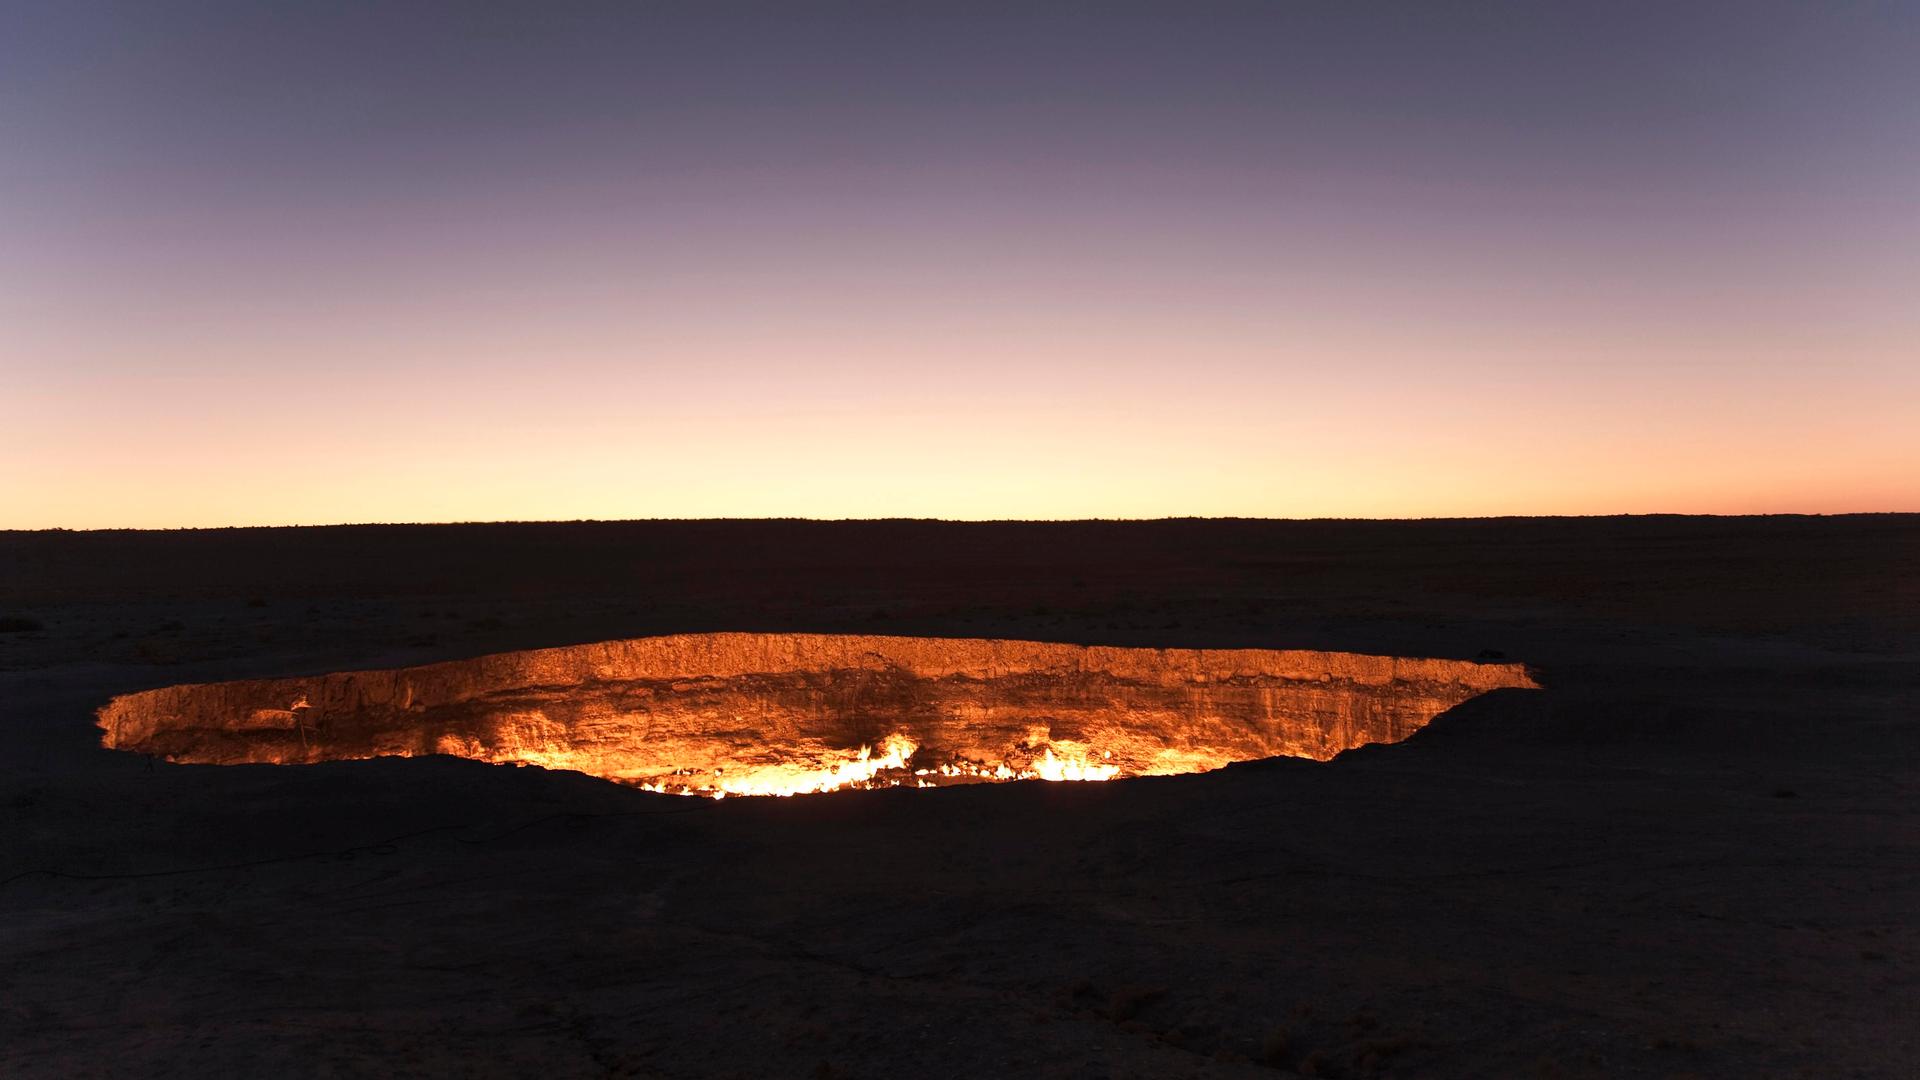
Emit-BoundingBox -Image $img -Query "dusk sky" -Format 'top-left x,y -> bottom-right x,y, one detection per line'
4,1 -> 1916,528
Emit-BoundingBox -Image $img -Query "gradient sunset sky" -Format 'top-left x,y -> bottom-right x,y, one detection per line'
4,1 -> 1916,528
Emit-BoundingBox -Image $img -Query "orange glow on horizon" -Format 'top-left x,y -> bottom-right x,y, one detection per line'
7,322 -> 1915,529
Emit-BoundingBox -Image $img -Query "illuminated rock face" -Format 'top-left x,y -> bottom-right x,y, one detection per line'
97,633 -> 1539,796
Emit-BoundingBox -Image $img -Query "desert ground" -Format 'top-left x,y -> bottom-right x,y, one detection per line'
2,517 -> 1914,1078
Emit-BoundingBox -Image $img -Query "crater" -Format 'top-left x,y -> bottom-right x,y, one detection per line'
97,633 -> 1539,797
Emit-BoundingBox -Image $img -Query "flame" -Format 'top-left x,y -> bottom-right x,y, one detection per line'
609,734 -> 1123,798
1031,747 -> 1121,782
707,733 -> 919,798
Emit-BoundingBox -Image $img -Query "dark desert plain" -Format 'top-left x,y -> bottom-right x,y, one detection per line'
1,515 -> 1915,1079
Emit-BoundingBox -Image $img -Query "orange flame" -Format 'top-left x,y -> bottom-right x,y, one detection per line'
614,733 -> 1122,798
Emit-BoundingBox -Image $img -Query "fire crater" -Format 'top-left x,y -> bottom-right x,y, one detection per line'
97,633 -> 1538,797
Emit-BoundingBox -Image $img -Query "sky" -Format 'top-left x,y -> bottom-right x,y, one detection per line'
3,1 -> 1916,528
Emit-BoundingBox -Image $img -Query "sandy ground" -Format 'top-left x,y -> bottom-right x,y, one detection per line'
1,517 -> 1915,1078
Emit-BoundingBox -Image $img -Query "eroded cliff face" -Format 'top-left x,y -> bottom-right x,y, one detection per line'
97,633 -> 1539,795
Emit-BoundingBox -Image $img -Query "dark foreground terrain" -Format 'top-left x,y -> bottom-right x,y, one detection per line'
2,517 -> 1915,1078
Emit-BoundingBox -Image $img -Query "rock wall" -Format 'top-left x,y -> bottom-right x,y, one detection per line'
97,633 -> 1539,791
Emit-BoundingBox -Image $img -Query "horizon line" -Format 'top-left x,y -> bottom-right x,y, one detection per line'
6,510 -> 1917,535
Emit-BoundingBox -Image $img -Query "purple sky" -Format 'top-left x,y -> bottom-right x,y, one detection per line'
4,2 -> 1916,526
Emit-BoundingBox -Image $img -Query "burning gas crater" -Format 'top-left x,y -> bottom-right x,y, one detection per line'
98,633 -> 1538,798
